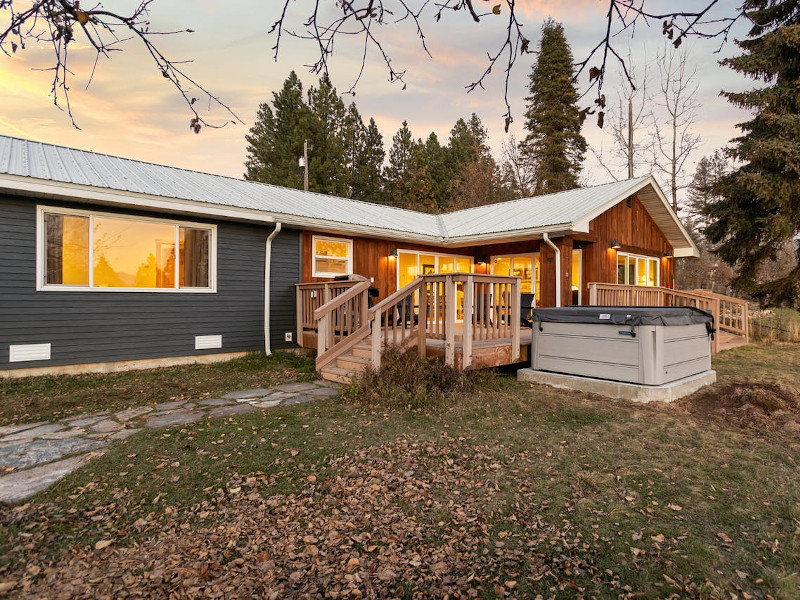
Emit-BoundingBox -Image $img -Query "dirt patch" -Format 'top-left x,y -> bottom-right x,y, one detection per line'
677,379 -> 800,432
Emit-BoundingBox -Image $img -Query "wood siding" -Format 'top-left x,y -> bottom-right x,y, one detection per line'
0,196 -> 301,370
301,193 -> 675,309
585,193 -> 675,301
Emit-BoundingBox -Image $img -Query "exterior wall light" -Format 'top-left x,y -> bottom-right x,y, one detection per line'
610,239 -> 621,250
389,246 -> 398,257
663,250 -> 673,258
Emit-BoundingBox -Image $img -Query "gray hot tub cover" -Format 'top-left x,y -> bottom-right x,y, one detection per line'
531,306 -> 714,334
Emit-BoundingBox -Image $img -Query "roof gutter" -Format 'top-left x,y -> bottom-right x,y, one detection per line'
542,233 -> 561,308
264,222 -> 282,356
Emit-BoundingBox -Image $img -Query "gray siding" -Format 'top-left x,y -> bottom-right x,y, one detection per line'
0,195 -> 300,370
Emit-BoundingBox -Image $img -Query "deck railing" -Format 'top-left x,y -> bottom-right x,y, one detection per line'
301,273 -> 521,371
296,279 -> 364,345
587,282 -> 750,353
690,289 -> 749,343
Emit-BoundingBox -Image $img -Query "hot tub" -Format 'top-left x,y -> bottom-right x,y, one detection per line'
530,306 -> 715,385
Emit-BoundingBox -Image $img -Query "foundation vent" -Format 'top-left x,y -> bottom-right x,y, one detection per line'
195,335 -> 223,350
9,343 -> 52,363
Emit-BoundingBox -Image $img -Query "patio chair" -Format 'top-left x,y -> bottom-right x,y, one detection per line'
520,293 -> 535,328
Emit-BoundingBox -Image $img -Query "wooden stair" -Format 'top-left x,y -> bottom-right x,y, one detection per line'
319,338 -> 373,383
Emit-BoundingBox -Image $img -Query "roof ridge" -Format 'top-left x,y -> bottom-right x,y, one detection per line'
436,214 -> 449,240
441,176 -> 652,220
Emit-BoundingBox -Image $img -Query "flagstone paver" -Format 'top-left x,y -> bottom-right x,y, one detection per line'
0,455 -> 97,503
223,388 -> 275,400
207,404 -> 258,418
115,406 -> 154,422
145,410 -> 203,429
0,422 -> 48,437
0,438 -> 108,470
0,379 -> 339,502
197,398 -> 235,406
2,423 -> 66,442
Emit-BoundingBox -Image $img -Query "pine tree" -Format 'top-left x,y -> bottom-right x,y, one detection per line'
448,113 -> 505,209
359,118 -> 386,202
342,102 -> 367,198
307,74 -> 348,196
704,1 -> 800,306
519,19 -> 586,195
385,121 -> 415,207
244,71 -> 311,188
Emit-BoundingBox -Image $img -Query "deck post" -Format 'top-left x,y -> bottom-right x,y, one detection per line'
588,282 -> 597,305
371,314 -> 382,369
445,275 -> 456,367
296,286 -> 303,347
462,276 -> 474,369
417,282 -> 427,357
712,297 -> 720,354
317,314 -> 328,358
511,277 -> 521,362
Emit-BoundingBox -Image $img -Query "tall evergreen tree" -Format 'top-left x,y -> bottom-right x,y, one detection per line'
704,1 -> 800,306
307,74 -> 348,195
385,121 -> 416,207
342,102 -> 367,198
244,71 -> 311,188
359,118 -> 386,202
519,19 -> 586,195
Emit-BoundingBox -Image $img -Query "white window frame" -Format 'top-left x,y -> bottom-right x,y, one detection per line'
312,235 -> 353,278
36,205 -> 217,293
616,251 -> 660,287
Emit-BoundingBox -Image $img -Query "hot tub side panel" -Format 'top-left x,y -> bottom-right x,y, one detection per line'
531,322 -> 642,384
531,322 -> 712,385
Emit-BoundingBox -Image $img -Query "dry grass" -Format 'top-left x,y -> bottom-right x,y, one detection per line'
0,344 -> 799,598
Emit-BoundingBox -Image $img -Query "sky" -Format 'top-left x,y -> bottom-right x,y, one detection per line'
0,1 -> 753,195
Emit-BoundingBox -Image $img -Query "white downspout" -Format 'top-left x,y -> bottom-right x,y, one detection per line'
264,223 -> 282,355
542,232 -> 561,308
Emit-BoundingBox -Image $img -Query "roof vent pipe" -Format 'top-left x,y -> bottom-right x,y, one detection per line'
264,222 -> 282,356
542,233 -> 561,308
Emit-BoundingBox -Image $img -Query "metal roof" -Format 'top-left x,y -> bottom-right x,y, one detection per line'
0,135 -> 441,238
440,178 -> 652,238
0,135 -> 696,254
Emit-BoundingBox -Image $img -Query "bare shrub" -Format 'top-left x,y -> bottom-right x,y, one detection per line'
340,347 -> 490,410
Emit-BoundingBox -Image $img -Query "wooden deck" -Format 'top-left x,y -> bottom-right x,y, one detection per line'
302,327 -> 531,373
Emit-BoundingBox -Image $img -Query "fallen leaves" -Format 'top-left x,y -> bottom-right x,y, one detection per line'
94,539 -> 113,551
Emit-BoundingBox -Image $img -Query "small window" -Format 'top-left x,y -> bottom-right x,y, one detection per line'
312,236 -> 352,278
616,252 -> 659,287
39,207 -> 215,292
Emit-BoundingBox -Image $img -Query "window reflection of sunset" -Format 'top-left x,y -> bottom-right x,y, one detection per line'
93,217 -> 175,288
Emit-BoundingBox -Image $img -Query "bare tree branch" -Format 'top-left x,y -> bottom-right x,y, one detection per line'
0,0 -> 243,130
266,1 -> 748,128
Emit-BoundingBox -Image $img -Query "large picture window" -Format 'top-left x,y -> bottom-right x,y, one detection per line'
312,235 -> 352,278
38,207 -> 215,292
617,252 -> 659,287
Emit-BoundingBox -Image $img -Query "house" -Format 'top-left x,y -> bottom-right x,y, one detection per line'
0,135 -> 698,378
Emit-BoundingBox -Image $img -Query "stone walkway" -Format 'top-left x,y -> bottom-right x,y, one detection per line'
0,380 -> 338,503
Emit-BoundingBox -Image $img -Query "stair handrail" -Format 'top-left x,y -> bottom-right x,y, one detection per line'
314,280 -> 372,371
368,277 -> 426,369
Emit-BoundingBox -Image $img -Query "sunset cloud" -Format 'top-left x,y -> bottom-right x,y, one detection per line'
0,1 -> 752,192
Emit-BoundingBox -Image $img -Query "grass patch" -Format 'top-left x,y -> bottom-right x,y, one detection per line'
0,350 -> 316,425
0,344 -> 799,598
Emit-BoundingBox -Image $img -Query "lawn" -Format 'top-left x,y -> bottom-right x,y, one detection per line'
0,350 -> 316,426
1,344 -> 799,598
